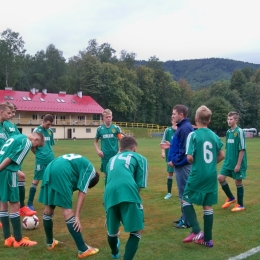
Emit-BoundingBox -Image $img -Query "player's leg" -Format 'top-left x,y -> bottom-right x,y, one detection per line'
164,167 -> 174,199
62,208 -> 99,258
218,172 -> 236,208
106,205 -> 121,258
174,165 -> 191,228
17,170 -> 37,216
43,205 -> 57,249
231,179 -> 245,212
28,164 -> 46,209
0,201 -> 13,245
121,202 -> 144,260
182,199 -> 202,242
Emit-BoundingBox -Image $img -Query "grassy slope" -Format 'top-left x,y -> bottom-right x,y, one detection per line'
0,137 -> 260,260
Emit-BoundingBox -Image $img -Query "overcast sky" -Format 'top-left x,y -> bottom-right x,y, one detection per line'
1,0 -> 260,64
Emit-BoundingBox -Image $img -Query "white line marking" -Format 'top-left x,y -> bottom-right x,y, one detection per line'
228,246 -> 260,260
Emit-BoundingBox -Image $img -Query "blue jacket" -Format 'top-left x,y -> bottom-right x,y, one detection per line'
168,118 -> 193,166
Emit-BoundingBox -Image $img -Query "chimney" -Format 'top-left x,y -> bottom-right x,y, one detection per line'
42,89 -> 47,95
30,88 -> 36,95
59,91 -> 66,95
5,87 -> 12,90
77,91 -> 82,98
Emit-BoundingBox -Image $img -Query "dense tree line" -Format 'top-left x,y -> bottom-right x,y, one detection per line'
1,28 -> 260,132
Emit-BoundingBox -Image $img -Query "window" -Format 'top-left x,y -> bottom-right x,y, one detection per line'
50,128 -> 56,133
71,99 -> 76,103
92,114 -> 100,120
8,96 -> 14,100
86,128 -> 91,133
31,128 -> 35,133
4,96 -> 9,100
40,98 -> 45,102
27,97 -> 31,101
78,115 -> 84,120
61,99 -> 65,103
60,115 -> 65,120
73,128 -> 75,133
22,97 -> 27,100
32,114 -> 38,120
56,99 -> 61,102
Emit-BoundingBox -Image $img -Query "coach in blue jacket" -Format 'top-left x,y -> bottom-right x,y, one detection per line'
168,104 -> 193,228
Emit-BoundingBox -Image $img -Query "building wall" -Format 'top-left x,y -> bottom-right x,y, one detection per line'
17,125 -> 98,139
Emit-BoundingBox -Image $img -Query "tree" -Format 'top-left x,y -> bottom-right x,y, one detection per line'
0,28 -> 26,88
119,50 -> 136,69
230,70 -> 247,94
146,56 -> 163,70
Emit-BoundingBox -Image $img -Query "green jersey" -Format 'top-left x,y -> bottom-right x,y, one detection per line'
0,134 -> 32,172
4,121 -> 20,137
0,122 -> 9,148
33,125 -> 55,164
104,151 -> 148,211
160,126 -> 176,161
186,128 -> 223,192
221,126 -> 247,171
95,123 -> 122,160
41,154 -> 96,197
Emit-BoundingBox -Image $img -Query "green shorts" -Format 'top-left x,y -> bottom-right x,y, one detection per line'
182,188 -> 218,206
34,164 -> 48,180
220,168 -> 246,180
0,169 -> 19,203
106,202 -> 144,234
38,184 -> 73,208
101,159 -> 110,174
167,164 -> 174,173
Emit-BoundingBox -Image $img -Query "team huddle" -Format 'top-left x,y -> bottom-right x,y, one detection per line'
0,104 -> 246,259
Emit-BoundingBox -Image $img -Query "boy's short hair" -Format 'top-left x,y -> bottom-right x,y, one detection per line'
32,132 -> 45,146
0,103 -> 11,111
228,111 -> 239,120
102,109 -> 112,117
43,114 -> 54,123
89,172 -> 100,189
1,101 -> 15,110
120,136 -> 137,151
173,104 -> 188,117
195,105 -> 212,125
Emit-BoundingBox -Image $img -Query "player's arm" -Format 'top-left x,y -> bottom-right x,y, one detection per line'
217,150 -> 225,163
161,149 -> 165,158
94,138 -> 103,157
31,147 -> 36,154
234,150 -> 245,172
0,157 -> 12,171
73,191 -> 86,232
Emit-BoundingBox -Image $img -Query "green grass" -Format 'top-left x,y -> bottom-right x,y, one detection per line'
1,137 -> 260,260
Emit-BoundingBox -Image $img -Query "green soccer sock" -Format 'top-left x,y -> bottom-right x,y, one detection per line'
203,209 -> 213,241
43,214 -> 54,244
183,203 -> 200,234
124,232 -> 141,260
108,234 -> 119,255
0,211 -> 11,239
220,182 -> 235,199
18,181 -> 26,208
10,212 -> 22,242
237,185 -> 244,206
167,177 -> 173,194
28,184 -> 37,206
66,216 -> 87,252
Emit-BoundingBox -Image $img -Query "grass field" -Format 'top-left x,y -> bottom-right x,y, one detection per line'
1,137 -> 260,260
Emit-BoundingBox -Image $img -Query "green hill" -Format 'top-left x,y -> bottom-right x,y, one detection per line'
136,58 -> 260,89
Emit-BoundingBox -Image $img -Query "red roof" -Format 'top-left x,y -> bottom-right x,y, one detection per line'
0,89 -> 104,114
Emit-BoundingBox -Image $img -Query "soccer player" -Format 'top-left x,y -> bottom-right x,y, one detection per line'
3,101 -> 36,217
104,136 -> 148,259
160,118 -> 177,199
182,105 -> 225,247
0,132 -> 45,247
218,111 -> 247,212
38,154 -> 100,258
27,114 -> 55,210
167,104 -> 193,228
94,109 -> 122,177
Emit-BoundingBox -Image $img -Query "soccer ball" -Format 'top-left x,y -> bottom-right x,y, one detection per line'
22,215 -> 39,230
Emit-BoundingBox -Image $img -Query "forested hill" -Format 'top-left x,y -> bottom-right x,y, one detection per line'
136,58 -> 260,89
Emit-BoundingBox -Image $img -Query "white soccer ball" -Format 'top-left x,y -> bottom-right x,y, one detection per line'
22,215 -> 39,230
